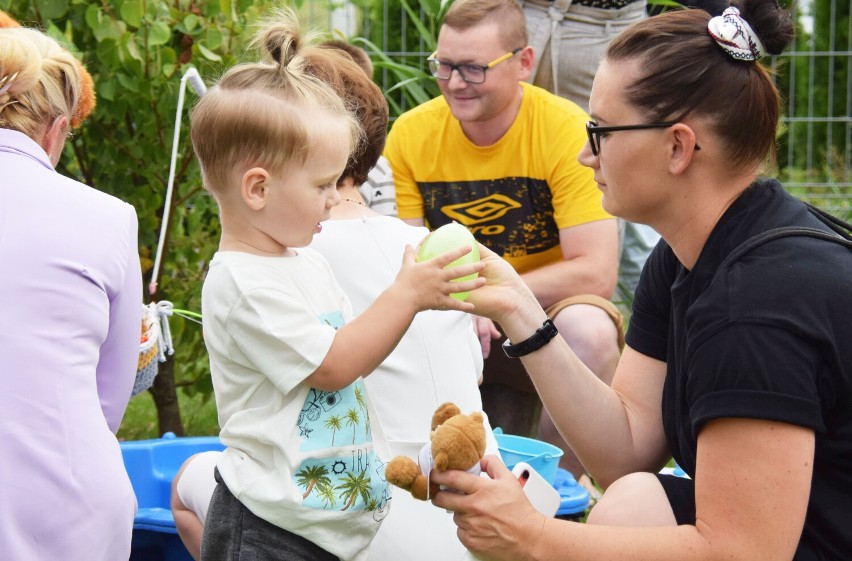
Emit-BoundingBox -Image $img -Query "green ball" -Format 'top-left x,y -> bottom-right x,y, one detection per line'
416,222 -> 480,301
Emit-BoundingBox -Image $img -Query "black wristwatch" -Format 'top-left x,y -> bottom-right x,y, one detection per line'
502,319 -> 559,358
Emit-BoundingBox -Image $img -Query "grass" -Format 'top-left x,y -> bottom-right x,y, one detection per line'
117,388 -> 220,441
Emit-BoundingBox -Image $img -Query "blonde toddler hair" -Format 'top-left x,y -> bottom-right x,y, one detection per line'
190,7 -> 362,195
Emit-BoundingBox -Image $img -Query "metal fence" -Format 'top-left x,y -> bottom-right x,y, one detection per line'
773,0 -> 851,217
309,0 -> 851,217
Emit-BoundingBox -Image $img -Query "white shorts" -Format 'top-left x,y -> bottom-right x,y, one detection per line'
176,450 -> 222,525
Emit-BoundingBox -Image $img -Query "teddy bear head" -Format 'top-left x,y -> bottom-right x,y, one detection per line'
431,409 -> 485,472
384,402 -> 487,501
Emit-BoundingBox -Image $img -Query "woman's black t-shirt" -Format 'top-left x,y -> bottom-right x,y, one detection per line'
626,179 -> 852,560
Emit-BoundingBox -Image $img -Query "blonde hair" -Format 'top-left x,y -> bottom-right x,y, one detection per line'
190,7 -> 362,193
0,27 -> 82,139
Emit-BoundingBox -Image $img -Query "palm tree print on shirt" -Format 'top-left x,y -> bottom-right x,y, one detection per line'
294,379 -> 388,512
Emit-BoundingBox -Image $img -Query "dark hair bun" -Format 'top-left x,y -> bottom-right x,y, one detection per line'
734,0 -> 795,55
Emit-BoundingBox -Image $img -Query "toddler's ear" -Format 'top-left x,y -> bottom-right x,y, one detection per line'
242,167 -> 270,210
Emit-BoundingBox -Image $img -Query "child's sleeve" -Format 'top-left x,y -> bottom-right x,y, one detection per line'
226,287 -> 340,394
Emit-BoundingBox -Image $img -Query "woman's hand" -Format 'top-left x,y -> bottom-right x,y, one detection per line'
465,244 -> 537,324
431,456 -> 549,561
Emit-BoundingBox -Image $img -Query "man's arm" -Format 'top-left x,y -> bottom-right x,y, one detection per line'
520,218 -> 618,309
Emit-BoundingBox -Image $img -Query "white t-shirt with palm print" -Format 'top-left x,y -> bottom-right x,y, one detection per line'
202,248 -> 390,561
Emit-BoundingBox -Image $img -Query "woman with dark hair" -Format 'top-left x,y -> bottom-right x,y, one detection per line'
430,1 -> 852,559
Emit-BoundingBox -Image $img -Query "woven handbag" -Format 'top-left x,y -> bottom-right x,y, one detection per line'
134,301 -> 174,396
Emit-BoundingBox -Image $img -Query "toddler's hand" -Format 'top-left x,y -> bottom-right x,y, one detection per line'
395,244 -> 485,312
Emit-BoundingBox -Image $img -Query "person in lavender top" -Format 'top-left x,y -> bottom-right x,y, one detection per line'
0,26 -> 142,561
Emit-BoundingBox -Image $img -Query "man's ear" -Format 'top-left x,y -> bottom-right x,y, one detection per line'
241,167 -> 270,211
517,45 -> 535,82
668,123 -> 700,175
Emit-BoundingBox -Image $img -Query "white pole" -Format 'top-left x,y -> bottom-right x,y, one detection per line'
148,67 -> 206,296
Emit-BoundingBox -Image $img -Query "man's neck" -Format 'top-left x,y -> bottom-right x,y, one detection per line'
459,84 -> 524,147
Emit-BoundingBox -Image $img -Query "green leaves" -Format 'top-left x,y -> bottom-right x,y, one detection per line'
119,0 -> 143,27
356,36 -> 439,113
148,21 -> 171,45
205,27 -> 223,50
97,77 -> 117,101
86,4 -> 124,42
645,0 -> 682,9
35,0 -> 68,20
182,13 -> 199,32
354,0 -> 443,118
197,42 -> 222,62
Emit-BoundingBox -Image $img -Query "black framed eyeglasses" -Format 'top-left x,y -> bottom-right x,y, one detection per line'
586,121 -> 701,156
427,48 -> 523,84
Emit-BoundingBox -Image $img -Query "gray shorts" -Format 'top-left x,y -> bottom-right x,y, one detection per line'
200,468 -> 339,561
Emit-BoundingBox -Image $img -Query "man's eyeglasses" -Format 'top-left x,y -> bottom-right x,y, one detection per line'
586,121 -> 701,156
427,48 -> 523,85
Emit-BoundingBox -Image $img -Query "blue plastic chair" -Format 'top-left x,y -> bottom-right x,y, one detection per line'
121,432 -> 224,561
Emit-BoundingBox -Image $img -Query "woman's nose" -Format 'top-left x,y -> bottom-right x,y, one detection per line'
577,140 -> 597,169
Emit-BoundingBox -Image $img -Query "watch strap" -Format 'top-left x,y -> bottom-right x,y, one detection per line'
502,319 -> 559,358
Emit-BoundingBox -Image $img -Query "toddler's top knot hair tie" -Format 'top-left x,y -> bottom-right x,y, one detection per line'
708,7 -> 766,62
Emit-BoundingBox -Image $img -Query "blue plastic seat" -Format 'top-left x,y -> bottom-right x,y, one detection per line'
120,432 -> 224,560
552,468 -> 591,519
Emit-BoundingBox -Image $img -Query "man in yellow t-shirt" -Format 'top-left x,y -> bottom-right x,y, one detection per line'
384,0 -> 621,482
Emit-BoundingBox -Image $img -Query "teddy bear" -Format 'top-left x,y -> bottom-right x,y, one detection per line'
385,402 -> 486,501
0,10 -> 96,128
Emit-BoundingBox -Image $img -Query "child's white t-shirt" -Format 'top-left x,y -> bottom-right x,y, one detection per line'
201,249 -> 390,561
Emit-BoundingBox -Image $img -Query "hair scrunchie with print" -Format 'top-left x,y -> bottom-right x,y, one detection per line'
708,6 -> 766,61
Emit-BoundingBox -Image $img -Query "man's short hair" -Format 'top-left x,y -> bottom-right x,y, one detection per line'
442,0 -> 527,51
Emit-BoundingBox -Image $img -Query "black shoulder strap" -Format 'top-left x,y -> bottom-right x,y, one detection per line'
717,204 -> 852,274
805,203 -> 852,240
